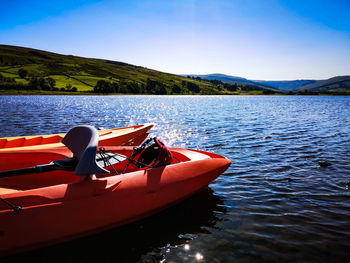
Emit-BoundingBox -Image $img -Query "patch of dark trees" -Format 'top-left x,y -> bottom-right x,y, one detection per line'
105,60 -> 143,69
93,78 -> 201,94
28,51 -> 51,60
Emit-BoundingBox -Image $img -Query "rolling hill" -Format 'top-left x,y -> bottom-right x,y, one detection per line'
1,45 -> 347,95
0,45 -> 277,95
297,76 -> 350,93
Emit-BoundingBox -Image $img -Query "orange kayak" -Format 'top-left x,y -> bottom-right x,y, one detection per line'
0,145 -> 230,256
0,123 -> 154,150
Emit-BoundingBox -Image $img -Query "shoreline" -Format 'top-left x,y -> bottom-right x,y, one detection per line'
1,91 -> 349,96
0,93 -> 268,96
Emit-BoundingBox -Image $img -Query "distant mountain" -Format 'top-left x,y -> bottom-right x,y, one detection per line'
187,74 -> 273,90
188,73 -> 350,94
256,80 -> 316,91
298,76 -> 350,93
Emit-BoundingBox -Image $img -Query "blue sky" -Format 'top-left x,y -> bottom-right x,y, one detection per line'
0,0 -> 349,80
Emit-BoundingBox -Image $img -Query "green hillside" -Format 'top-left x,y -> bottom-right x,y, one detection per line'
0,45 -> 278,95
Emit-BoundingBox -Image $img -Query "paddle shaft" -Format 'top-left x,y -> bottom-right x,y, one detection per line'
0,152 -> 126,178
0,164 -> 56,178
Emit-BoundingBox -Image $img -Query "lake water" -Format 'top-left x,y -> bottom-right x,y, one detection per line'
1,95 -> 350,262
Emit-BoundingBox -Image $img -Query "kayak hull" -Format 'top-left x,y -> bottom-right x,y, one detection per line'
0,147 -> 230,256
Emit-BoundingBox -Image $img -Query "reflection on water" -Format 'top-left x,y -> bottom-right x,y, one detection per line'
3,188 -> 224,263
1,95 -> 350,262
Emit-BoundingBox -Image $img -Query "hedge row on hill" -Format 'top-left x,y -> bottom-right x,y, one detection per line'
93,78 -> 202,94
0,73 -> 77,92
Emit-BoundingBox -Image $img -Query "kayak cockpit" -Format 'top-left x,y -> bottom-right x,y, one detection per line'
0,145 -> 194,191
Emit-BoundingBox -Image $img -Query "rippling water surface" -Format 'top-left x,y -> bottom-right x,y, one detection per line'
1,95 -> 350,263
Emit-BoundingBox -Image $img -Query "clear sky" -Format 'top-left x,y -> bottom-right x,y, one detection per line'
1,0 -> 349,80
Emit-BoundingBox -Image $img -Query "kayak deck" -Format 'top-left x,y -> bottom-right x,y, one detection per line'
0,147 -> 216,191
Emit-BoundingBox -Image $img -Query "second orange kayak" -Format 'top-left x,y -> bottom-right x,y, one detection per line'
0,123 -> 154,150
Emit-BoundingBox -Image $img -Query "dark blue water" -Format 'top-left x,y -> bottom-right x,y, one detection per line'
1,95 -> 350,262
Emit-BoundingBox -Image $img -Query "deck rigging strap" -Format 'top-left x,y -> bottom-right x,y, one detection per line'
0,197 -> 21,213
97,148 -> 126,175
122,138 -> 153,173
123,137 -> 173,172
